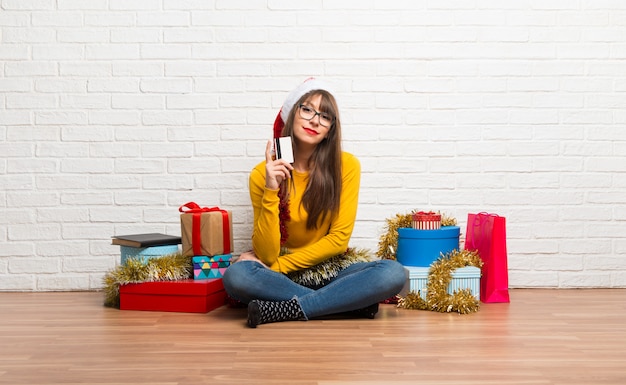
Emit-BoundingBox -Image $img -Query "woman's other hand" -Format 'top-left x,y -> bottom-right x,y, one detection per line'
236,250 -> 269,268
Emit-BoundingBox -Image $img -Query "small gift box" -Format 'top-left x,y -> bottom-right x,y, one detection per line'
179,202 -> 233,257
412,211 -> 441,230
119,279 -> 227,313
193,254 -> 232,280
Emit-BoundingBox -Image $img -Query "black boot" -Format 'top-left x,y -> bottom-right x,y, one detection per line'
247,297 -> 305,328
345,303 -> 379,319
353,302 -> 378,319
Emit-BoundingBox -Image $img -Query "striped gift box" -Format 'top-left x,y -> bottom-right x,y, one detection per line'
404,266 -> 481,301
412,211 -> 441,230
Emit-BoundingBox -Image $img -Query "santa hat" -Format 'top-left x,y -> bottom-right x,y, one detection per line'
273,77 -> 336,139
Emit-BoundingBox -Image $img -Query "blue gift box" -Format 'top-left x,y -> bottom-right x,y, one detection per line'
120,245 -> 180,265
396,226 -> 460,267
193,254 -> 232,280
405,265 -> 481,301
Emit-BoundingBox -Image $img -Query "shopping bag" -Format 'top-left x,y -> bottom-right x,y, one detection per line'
465,213 -> 510,303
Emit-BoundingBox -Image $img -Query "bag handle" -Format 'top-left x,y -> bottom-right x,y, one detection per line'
470,212 -> 498,250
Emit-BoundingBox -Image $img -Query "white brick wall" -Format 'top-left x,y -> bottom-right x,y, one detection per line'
1,1 -> 625,291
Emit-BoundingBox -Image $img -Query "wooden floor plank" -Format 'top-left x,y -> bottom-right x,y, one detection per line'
1,289 -> 625,385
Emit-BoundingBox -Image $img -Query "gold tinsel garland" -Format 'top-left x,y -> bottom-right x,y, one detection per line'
376,213 -> 412,260
102,252 -> 193,308
397,249 -> 483,314
376,210 -> 482,314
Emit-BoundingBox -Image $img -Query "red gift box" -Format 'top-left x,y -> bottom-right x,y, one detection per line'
412,211 -> 442,230
119,279 -> 227,313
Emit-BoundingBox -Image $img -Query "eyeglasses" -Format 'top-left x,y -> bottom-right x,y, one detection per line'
298,104 -> 335,128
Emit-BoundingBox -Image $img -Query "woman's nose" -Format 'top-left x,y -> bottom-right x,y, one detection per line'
309,113 -> 321,125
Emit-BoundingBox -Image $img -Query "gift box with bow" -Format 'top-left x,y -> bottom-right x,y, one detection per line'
179,202 -> 233,257
412,211 -> 442,230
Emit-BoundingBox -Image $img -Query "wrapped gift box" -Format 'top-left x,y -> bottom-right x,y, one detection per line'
193,254 -> 232,280
180,206 -> 233,257
119,279 -> 226,313
405,266 -> 481,301
396,226 -> 460,267
120,245 -> 180,265
412,211 -> 441,230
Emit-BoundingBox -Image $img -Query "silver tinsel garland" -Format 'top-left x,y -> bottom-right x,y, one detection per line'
286,248 -> 374,287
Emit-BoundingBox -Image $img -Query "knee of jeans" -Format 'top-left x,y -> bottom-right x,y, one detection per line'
380,259 -> 408,292
222,261 -> 263,303
222,262 -> 245,294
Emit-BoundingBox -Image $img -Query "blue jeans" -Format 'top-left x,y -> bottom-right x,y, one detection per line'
222,259 -> 407,319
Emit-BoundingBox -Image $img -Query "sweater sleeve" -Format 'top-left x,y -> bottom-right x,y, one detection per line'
249,163 -> 282,268
270,153 -> 361,274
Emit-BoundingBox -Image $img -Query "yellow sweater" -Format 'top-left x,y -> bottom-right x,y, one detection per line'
249,152 -> 361,274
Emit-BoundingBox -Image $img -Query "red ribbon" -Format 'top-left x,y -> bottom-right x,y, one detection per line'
179,202 -> 231,256
413,211 -> 441,219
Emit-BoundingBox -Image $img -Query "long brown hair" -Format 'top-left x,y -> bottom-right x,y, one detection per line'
281,89 -> 343,230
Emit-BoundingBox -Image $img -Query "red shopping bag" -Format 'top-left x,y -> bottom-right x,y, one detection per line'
465,213 -> 510,303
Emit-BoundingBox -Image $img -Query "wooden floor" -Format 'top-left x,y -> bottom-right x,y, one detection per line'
1,289 -> 625,385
